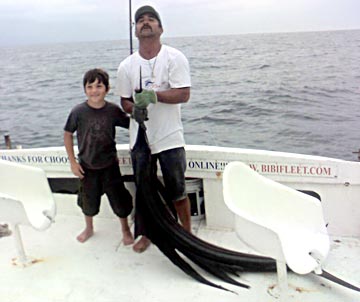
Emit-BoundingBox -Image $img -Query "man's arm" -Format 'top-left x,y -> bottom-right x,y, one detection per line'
64,131 -> 84,179
156,87 -> 190,104
120,86 -> 190,112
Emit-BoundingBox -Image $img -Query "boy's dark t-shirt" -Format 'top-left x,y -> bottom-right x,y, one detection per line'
64,101 -> 129,170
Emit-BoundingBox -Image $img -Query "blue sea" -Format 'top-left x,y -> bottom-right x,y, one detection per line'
1,30 -> 360,160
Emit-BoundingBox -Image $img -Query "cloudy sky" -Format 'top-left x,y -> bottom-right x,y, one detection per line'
1,0 -> 359,46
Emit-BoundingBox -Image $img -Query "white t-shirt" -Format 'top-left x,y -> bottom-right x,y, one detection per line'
115,45 -> 191,154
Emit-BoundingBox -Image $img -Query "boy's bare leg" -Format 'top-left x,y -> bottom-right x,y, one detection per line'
174,196 -> 191,232
119,217 -> 134,245
77,215 -> 94,243
133,235 -> 151,253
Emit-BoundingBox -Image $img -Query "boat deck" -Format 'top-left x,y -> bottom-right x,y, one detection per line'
1,195 -> 360,302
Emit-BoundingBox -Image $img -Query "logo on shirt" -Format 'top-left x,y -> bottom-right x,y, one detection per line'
145,80 -> 160,90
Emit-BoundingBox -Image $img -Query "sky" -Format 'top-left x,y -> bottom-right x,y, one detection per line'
1,0 -> 360,46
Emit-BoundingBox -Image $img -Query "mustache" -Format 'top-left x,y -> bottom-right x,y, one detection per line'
141,25 -> 152,31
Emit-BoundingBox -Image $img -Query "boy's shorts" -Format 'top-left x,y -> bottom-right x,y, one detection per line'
152,147 -> 187,202
77,163 -> 133,217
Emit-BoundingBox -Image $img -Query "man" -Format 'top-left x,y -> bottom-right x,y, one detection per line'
115,5 -> 191,253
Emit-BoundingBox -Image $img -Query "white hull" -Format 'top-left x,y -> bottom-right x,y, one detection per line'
1,144 -> 360,237
1,145 -> 360,302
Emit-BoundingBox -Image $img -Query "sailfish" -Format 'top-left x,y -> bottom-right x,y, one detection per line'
131,123 -> 275,292
129,117 -> 360,293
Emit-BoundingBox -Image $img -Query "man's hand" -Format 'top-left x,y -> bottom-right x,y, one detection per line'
134,90 -> 157,108
132,105 -> 148,124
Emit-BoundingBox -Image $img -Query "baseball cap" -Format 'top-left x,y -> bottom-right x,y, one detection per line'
135,5 -> 162,27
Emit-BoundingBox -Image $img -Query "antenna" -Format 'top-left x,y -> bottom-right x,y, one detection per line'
129,0 -> 133,54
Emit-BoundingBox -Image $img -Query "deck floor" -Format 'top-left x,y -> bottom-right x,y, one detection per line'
1,200 -> 360,302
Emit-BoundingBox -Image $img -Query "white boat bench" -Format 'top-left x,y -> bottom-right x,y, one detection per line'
0,159 -> 56,265
223,161 -> 330,301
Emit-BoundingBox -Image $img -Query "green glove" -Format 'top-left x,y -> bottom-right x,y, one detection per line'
134,90 -> 157,109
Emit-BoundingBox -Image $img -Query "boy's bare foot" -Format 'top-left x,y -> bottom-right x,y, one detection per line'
133,236 -> 151,253
77,228 -> 94,243
123,230 -> 134,246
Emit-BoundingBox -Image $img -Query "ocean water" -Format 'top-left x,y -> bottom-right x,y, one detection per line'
1,30 -> 360,160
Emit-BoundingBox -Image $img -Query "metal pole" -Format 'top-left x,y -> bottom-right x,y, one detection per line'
276,260 -> 289,302
12,224 -> 29,265
129,0 -> 133,54
4,134 -> 11,149
352,149 -> 360,161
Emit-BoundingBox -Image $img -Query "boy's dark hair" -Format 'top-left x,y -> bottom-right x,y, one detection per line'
83,68 -> 110,91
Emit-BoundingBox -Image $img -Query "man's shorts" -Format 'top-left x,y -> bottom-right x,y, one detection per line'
77,163 -> 133,217
151,147 -> 187,202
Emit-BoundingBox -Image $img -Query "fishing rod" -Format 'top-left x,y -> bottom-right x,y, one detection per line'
129,0 -> 133,54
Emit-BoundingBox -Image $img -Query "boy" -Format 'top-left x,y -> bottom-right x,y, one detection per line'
64,68 -> 134,244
